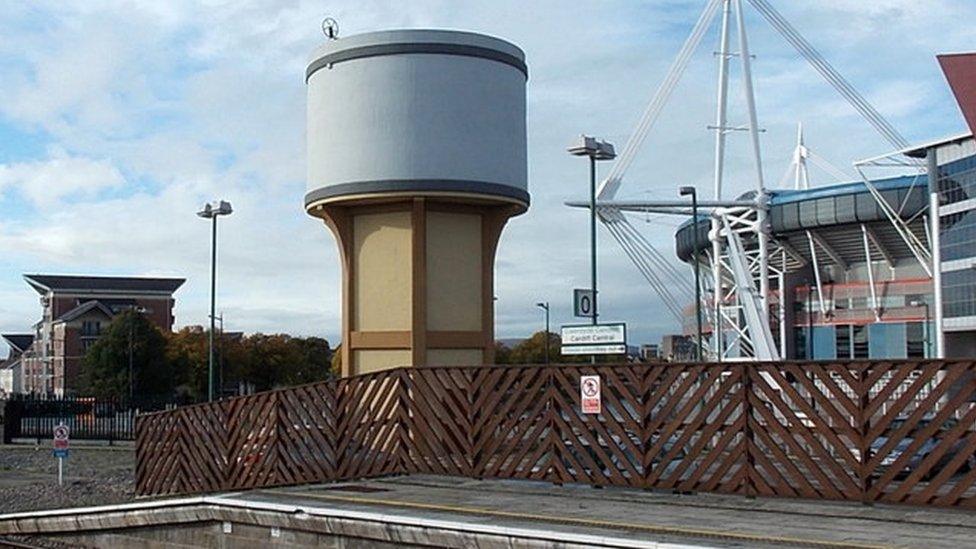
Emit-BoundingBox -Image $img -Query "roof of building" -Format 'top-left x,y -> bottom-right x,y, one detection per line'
24,274 -> 185,295
1,334 -> 34,353
766,174 -> 925,205
54,301 -> 115,324
675,173 -> 931,267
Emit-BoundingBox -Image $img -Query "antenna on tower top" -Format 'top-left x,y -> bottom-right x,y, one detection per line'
322,17 -> 339,40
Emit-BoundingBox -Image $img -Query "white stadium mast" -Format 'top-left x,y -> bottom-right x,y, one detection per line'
567,0 -> 923,361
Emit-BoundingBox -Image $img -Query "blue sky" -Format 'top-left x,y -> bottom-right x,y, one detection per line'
1,0 -> 975,357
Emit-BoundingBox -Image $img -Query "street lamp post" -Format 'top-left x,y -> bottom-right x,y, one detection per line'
536,302 -> 550,365
128,306 -> 148,401
197,200 -> 233,402
568,135 -> 616,363
680,186 -> 703,362
910,299 -> 930,357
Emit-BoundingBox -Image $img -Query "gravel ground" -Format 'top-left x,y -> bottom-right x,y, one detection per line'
0,444 -> 134,514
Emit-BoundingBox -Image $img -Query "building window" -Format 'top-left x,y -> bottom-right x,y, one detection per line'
943,269 -> 976,319
906,322 -> 927,358
836,325 -> 851,359
81,321 -> 101,337
794,328 -> 808,359
852,325 -> 869,359
942,210 -> 976,262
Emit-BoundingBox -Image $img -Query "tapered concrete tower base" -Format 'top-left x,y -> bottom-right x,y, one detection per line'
310,197 -> 523,376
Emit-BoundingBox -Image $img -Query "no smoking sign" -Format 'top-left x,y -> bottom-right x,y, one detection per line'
580,375 -> 602,414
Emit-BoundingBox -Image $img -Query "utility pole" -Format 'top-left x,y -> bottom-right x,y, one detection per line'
536,302 -> 550,364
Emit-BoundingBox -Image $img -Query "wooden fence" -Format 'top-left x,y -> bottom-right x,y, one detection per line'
135,361 -> 976,508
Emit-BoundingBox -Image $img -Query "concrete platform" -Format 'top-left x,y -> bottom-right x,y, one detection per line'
3,475 -> 976,548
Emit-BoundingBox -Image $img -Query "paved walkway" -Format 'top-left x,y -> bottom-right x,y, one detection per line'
220,475 -> 976,548
3,474 -> 976,547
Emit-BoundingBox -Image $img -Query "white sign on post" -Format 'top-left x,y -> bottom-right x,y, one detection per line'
52,423 -> 69,486
580,375 -> 601,414
560,323 -> 627,356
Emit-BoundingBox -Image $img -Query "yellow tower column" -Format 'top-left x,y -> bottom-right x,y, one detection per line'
315,199 -> 521,376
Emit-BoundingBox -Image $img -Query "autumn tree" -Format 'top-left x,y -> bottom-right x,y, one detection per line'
79,310 -> 176,399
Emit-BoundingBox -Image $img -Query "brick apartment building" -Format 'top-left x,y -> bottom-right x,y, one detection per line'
2,274 -> 185,396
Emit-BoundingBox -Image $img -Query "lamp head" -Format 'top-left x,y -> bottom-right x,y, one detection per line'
679,186 -> 696,197
196,203 -> 213,218
567,135 -> 616,160
197,200 -> 233,218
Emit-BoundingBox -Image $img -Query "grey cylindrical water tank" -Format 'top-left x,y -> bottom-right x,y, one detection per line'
305,29 -> 529,210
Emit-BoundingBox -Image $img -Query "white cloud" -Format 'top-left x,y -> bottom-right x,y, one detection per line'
0,150 -> 125,206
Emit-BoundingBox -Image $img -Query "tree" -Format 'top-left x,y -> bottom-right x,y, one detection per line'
508,331 -> 564,364
493,341 -> 512,364
79,311 -> 175,400
165,328 -> 209,401
238,334 -> 333,392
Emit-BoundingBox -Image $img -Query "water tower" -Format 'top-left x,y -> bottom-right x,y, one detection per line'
305,28 -> 529,376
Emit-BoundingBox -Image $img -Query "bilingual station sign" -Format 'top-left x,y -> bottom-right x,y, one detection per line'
560,323 -> 627,356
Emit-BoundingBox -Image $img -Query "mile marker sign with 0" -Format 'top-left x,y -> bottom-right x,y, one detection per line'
580,375 -> 601,414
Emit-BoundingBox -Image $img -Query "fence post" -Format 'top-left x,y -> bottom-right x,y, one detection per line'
397,369 -> 410,476
858,364 -> 872,506
2,398 -> 17,444
465,368 -> 477,479
742,362 -> 756,499
547,366 -> 561,486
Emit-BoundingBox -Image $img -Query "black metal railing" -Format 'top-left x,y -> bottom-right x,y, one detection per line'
2,395 -> 181,443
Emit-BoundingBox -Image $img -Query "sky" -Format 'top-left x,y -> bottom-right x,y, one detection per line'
1,0 -> 975,357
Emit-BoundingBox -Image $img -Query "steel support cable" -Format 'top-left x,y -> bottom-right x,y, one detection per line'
746,0 -> 910,150
746,0 -> 931,273
613,213 -> 694,297
602,216 -> 686,316
602,215 -> 686,322
604,221 -> 685,323
598,0 -> 723,200
612,214 -> 693,299
855,166 -> 932,272
807,151 -> 853,183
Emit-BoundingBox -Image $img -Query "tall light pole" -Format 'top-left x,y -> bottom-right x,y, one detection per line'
568,136 -> 616,363
127,306 -> 148,402
197,200 -> 233,402
536,302 -> 550,365
680,186 -> 703,362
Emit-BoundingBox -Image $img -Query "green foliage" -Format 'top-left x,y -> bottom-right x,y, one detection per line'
495,332 -> 592,365
81,315 -> 334,402
79,310 -> 176,399
493,341 -> 512,364
492,332 -> 567,365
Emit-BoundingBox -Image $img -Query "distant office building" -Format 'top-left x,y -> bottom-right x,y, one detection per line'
640,343 -> 660,361
0,334 -> 32,395
660,335 -> 694,362
12,274 -> 185,396
906,135 -> 976,356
